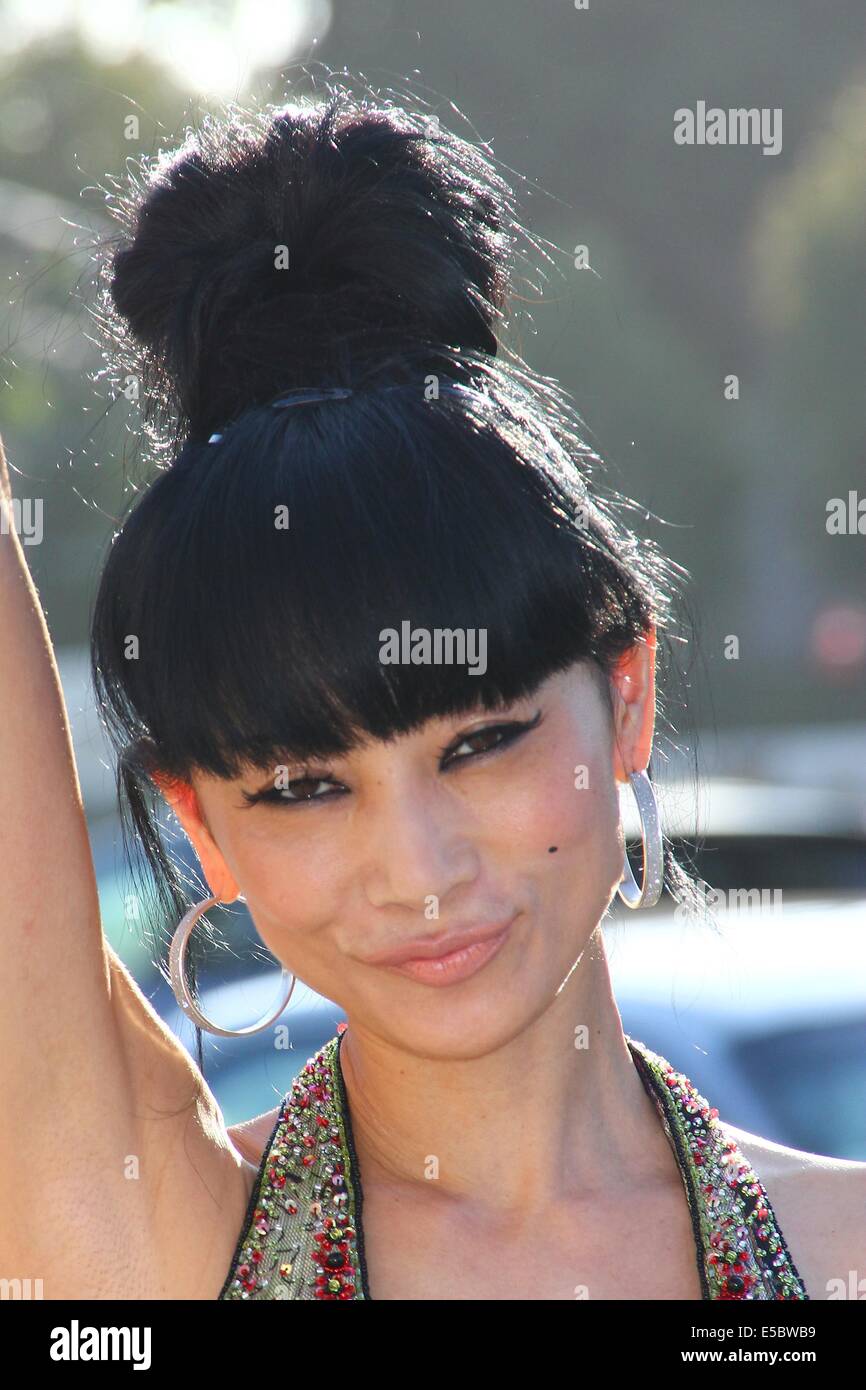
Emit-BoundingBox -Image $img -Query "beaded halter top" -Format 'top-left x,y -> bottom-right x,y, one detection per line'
218,1027 -> 809,1301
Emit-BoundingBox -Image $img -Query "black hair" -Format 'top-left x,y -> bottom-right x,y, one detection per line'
89,81 -> 708,1073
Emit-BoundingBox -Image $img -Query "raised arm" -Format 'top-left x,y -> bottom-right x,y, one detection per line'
0,435 -> 249,1298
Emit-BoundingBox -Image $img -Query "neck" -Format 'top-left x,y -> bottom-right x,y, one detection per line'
337,928 -> 673,1222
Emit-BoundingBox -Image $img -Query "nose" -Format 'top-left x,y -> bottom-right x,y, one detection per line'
361,775 -> 480,913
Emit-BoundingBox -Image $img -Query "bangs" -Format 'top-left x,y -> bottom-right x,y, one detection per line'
95,372 -> 649,783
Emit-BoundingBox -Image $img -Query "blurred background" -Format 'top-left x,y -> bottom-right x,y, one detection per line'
1,1 -> 864,1154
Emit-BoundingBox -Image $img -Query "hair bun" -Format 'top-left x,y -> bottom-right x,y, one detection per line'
105,93 -> 517,442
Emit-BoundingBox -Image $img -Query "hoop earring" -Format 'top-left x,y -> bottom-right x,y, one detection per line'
616,769 -> 664,910
168,894 -> 296,1037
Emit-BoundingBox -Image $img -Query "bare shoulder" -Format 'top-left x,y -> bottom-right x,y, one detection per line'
727,1121 -> 866,1300
228,1103 -> 283,1167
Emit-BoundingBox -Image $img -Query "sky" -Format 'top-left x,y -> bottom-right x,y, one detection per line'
0,0 -> 332,94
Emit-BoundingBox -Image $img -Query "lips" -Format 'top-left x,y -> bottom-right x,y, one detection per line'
365,913 -> 518,967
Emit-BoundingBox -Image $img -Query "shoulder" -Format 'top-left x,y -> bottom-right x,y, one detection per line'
226,1039 -> 339,1167
228,1103 -> 284,1167
726,1121 -> 866,1300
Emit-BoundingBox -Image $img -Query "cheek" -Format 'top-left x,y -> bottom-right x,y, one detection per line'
503,727 -> 617,836
222,821 -> 351,933
489,747 -> 622,896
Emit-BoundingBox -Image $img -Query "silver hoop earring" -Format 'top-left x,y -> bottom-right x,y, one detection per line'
617,770 -> 664,910
168,894 -> 296,1037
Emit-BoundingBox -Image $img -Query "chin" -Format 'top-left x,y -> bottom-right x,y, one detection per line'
355,961 -> 561,1063
371,1009 -> 534,1063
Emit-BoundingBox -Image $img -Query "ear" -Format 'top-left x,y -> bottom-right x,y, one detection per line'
607,624 -> 657,785
151,771 -> 240,903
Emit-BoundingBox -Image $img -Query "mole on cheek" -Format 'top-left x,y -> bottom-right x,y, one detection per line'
548,846 -> 558,853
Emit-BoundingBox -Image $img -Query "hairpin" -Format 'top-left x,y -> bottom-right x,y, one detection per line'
207,386 -> 354,443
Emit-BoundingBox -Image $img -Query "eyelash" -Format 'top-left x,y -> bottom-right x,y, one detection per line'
241,711 -> 542,810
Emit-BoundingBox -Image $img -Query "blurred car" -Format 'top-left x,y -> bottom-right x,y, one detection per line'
607,899 -> 866,1159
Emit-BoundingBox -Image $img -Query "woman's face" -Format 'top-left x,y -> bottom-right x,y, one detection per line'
170,648 -> 654,1060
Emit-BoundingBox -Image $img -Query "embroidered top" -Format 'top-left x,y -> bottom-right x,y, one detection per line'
217,1028 -> 809,1301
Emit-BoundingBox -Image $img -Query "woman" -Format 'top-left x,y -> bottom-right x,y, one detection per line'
1,87 -> 863,1302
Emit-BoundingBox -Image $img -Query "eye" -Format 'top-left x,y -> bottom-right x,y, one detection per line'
240,773 -> 345,808
441,710 -> 542,769
240,709 -> 543,809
